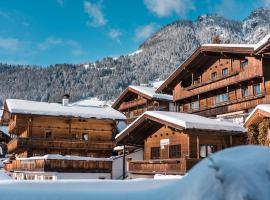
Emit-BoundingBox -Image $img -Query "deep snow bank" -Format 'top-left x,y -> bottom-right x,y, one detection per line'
0,146 -> 270,200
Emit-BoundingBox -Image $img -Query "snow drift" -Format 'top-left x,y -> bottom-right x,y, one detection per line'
1,145 -> 270,200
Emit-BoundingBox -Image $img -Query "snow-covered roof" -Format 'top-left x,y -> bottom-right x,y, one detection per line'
244,104 -> 270,126
254,33 -> 270,51
203,33 -> 270,51
129,85 -> 173,101
202,44 -> 255,48
70,97 -> 107,107
16,154 -> 114,162
5,99 -> 126,120
116,111 -> 246,140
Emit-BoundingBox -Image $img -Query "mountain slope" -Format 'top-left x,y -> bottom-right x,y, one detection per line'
0,8 -> 270,105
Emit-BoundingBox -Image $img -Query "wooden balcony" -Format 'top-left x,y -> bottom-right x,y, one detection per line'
4,158 -> 112,173
188,92 -> 266,117
175,67 -> 263,101
7,138 -> 115,153
119,99 -> 147,111
128,158 -> 199,175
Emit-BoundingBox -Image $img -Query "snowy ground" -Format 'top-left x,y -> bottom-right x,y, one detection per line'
0,145 -> 270,200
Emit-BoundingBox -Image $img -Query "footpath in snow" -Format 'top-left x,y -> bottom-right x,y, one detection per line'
0,145 -> 270,200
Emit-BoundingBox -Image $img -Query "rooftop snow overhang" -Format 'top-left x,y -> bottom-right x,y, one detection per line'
112,86 -> 172,109
115,111 -> 246,146
4,99 -> 126,122
244,105 -> 270,128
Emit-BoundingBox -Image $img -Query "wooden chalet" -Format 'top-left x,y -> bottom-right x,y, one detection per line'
112,85 -> 173,124
1,97 -> 126,180
156,34 -> 270,123
116,111 -> 246,178
244,104 -> 270,147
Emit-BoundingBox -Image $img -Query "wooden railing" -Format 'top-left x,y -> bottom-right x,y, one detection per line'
119,99 -> 147,111
5,158 -> 112,173
186,93 -> 265,116
7,138 -> 115,153
128,158 -> 199,175
174,67 -> 263,101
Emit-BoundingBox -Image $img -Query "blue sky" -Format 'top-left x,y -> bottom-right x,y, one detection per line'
0,0 -> 268,66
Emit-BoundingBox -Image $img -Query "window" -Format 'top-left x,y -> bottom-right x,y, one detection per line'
211,72 -> 217,80
242,86 -> 248,97
193,77 -> 201,85
200,145 -> 217,158
240,59 -> 248,70
190,101 -> 199,111
253,84 -> 261,96
221,93 -> 228,102
169,103 -> 176,112
169,144 -> 181,158
222,68 -> 229,76
82,133 -> 88,141
151,147 -> 160,159
216,93 -> 228,105
45,130 -> 52,139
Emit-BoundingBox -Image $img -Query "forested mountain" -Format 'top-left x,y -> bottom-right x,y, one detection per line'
1,8 -> 270,105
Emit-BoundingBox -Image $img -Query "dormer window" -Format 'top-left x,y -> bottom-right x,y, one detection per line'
222,68 -> 228,77
240,59 -> 248,70
211,72 -> 217,80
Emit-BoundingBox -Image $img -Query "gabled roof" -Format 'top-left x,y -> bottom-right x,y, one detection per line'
115,111 -> 246,145
112,85 -> 172,109
254,33 -> 270,54
156,34 -> 270,94
4,99 -> 126,121
244,104 -> 270,128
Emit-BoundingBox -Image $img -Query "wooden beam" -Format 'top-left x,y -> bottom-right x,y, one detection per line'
122,145 -> 126,180
196,135 -> 199,159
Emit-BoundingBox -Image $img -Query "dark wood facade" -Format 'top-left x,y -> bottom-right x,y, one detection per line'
116,112 -> 245,177
3,114 -> 117,158
4,158 -> 112,173
112,86 -> 172,124
157,43 -> 270,122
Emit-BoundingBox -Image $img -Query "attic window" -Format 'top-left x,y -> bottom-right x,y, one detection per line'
222,68 -> 229,77
211,72 -> 217,80
240,59 -> 248,70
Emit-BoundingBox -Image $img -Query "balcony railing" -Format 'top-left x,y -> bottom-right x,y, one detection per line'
128,158 -> 199,175
119,99 -> 147,111
175,67 -> 263,101
5,158 -> 112,173
7,138 -> 115,153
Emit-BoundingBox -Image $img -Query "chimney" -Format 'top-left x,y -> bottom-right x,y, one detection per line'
62,94 -> 70,106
